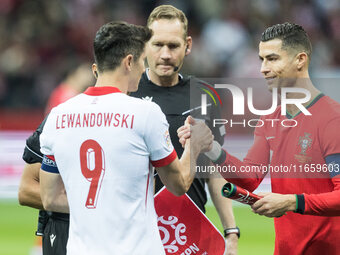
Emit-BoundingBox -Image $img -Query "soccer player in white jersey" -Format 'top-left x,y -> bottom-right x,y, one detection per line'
39,21 -> 213,255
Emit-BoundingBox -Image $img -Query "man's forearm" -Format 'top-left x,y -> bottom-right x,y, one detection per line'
205,142 -> 265,192
207,177 -> 238,255
173,139 -> 201,194
43,192 -> 69,213
177,119 -> 213,193
303,187 -> 340,216
18,183 -> 44,210
40,170 -> 69,213
18,163 -> 44,210
207,177 -> 236,229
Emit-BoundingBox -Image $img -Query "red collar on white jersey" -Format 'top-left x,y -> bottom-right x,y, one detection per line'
84,86 -> 122,96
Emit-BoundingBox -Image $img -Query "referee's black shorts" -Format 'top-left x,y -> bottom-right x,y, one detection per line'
42,215 -> 69,255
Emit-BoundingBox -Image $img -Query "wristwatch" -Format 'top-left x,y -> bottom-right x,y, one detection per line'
224,227 -> 240,238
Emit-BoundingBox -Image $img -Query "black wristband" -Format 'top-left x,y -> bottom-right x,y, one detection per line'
213,149 -> 227,165
224,227 -> 240,238
294,194 -> 305,214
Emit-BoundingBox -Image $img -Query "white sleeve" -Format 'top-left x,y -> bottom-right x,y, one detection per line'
40,111 -> 56,156
144,103 -> 177,167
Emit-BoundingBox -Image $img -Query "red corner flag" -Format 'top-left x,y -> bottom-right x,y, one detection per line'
154,187 -> 226,255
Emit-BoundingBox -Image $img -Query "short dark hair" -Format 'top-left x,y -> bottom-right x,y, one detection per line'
147,5 -> 188,39
93,21 -> 152,73
261,22 -> 312,60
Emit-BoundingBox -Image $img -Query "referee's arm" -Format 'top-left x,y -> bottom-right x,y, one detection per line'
18,116 -> 48,209
18,162 -> 44,210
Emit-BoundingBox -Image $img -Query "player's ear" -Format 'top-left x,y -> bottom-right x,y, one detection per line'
296,52 -> 308,71
92,63 -> 98,79
123,54 -> 133,71
185,36 -> 192,56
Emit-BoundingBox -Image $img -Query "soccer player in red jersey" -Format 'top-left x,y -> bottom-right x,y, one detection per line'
179,23 -> 340,255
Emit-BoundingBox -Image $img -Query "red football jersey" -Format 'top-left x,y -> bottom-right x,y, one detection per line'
222,94 -> 340,255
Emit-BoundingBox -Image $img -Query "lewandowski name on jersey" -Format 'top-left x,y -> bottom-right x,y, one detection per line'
55,112 -> 135,129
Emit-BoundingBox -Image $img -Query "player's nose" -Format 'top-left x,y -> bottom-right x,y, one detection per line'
160,46 -> 171,60
260,61 -> 270,76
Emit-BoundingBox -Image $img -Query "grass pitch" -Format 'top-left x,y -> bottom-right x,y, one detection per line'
0,199 -> 38,255
0,200 -> 274,255
206,204 -> 274,254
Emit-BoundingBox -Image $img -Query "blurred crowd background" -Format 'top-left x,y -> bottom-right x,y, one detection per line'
0,0 -> 339,112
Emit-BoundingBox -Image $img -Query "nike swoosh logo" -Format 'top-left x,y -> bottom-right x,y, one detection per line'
266,136 -> 275,140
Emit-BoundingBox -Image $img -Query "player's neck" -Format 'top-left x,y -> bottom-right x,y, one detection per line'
284,78 -> 321,116
94,72 -> 128,94
148,69 -> 179,87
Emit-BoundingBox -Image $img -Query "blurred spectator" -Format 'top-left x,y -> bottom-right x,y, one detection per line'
0,0 -> 339,110
45,62 -> 94,114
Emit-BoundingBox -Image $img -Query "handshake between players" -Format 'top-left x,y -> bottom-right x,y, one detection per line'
182,116 -> 214,154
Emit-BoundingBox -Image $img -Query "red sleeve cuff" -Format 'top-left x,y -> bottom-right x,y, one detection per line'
46,155 -> 55,161
151,149 -> 177,167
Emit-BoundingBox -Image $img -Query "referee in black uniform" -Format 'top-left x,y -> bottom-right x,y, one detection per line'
131,5 -> 239,254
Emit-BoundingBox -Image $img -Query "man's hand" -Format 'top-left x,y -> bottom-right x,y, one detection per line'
251,192 -> 296,218
157,116 -> 213,196
190,117 -> 214,153
178,116 -> 213,152
179,116 -> 213,153
178,121 -> 191,147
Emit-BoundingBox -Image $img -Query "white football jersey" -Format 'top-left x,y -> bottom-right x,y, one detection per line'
40,86 -> 177,255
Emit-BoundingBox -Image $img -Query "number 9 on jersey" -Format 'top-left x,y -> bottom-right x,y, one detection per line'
80,139 -> 105,209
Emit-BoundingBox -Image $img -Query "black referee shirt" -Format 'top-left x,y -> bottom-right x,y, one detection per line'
130,71 -> 225,212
